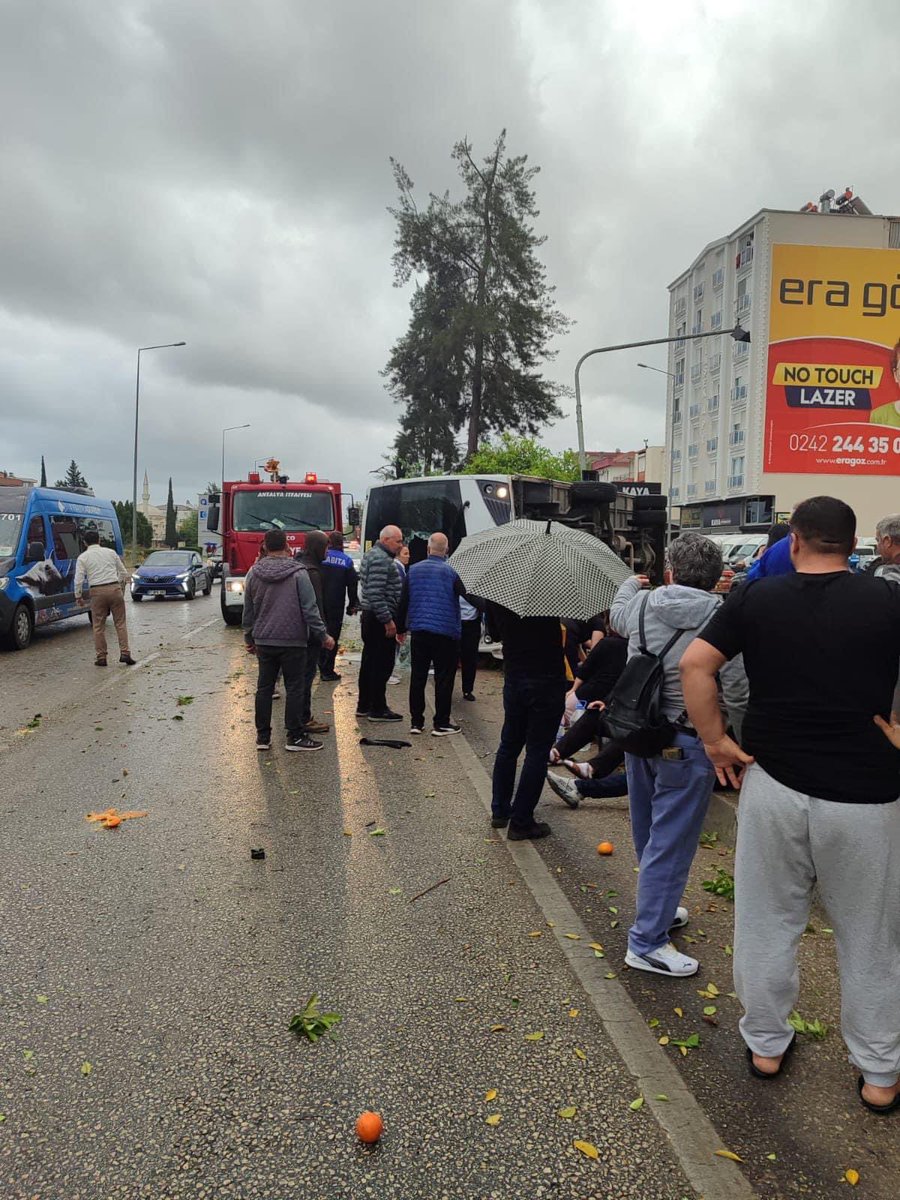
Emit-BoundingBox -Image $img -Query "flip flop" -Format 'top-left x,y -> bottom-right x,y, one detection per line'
857,1076 -> 900,1115
746,1033 -> 796,1080
562,759 -> 593,780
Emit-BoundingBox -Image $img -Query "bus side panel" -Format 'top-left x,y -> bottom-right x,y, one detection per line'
25,500 -> 81,628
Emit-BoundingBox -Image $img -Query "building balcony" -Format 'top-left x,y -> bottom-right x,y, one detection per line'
727,474 -> 745,489
736,245 -> 754,270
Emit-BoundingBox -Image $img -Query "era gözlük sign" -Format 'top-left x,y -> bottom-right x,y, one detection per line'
765,243 -> 900,475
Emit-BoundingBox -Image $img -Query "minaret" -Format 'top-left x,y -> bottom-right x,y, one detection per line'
142,471 -> 150,515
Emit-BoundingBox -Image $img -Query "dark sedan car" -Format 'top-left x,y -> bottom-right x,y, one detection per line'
131,550 -> 212,602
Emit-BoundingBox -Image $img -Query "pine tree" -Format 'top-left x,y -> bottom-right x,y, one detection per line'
164,478 -> 177,548
384,131 -> 570,470
40,456 -> 47,487
54,460 -> 89,490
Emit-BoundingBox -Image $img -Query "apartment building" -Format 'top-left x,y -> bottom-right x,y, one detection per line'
665,198 -> 900,535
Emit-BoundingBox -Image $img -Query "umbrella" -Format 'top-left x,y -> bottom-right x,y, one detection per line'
450,519 -> 633,619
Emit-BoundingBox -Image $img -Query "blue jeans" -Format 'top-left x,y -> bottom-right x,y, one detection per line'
492,674 -> 568,826
625,731 -> 715,956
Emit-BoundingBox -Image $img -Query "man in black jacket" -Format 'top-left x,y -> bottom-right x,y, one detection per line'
319,531 -> 359,681
357,525 -> 404,722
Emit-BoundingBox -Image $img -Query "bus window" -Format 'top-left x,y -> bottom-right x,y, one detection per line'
25,515 -> 45,555
75,516 -> 116,550
50,515 -> 80,560
364,479 -> 466,552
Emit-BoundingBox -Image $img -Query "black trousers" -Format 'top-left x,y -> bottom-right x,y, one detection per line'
459,618 -> 481,695
256,645 -> 306,740
301,638 -> 322,725
492,674 -> 568,826
554,708 -> 625,778
409,630 -> 459,728
358,610 -> 396,714
319,616 -> 342,675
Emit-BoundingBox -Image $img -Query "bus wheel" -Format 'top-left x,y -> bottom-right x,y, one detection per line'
2,603 -> 34,651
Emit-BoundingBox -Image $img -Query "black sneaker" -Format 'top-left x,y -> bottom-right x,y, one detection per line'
508,820 -> 552,841
321,671 -> 342,682
285,735 -> 324,751
355,709 -> 370,718
410,724 -> 424,735
432,722 -> 461,736
256,736 -> 271,751
368,710 -> 402,722
463,692 -> 476,701
491,815 -> 510,829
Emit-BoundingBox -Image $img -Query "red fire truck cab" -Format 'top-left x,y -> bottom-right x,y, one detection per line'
206,461 -> 343,626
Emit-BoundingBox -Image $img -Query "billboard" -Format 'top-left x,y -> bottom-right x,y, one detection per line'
765,244 -> 900,475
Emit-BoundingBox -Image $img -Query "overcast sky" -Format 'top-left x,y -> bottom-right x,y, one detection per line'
3,0 -> 898,507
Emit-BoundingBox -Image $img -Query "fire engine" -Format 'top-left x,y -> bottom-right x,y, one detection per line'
205,459 -> 344,626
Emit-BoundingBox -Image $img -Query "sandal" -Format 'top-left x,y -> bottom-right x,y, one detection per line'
857,1076 -> 900,1115
563,759 -> 593,780
746,1033 -> 796,1080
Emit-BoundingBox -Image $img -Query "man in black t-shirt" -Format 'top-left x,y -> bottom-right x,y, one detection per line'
681,496 -> 900,1113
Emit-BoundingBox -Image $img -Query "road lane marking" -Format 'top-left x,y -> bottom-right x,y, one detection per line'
447,723 -> 758,1200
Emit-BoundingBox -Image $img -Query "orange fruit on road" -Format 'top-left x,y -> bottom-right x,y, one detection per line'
105,816 -> 122,829
355,1111 -> 384,1143
596,841 -> 614,855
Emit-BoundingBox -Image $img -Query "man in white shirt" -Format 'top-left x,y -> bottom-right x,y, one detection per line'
74,530 -> 135,666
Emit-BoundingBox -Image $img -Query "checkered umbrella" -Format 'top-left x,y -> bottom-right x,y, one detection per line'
450,519 -> 633,619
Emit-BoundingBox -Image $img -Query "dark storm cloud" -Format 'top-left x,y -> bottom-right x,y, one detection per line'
1,0 -> 898,502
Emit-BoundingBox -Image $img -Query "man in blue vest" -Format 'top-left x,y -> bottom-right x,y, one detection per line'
399,532 -> 466,736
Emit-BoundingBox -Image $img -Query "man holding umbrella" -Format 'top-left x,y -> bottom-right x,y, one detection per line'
451,519 -> 631,841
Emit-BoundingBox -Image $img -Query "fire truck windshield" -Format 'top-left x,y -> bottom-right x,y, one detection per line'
233,490 -> 335,533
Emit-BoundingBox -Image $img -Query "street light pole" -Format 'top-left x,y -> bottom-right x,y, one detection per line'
573,325 -> 748,475
638,363 -> 678,550
222,425 -> 251,491
132,342 -> 186,552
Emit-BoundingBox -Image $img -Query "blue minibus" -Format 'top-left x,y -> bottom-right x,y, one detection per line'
0,487 -> 124,651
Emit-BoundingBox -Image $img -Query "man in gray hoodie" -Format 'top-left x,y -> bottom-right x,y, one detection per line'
610,533 -> 725,979
243,529 -> 334,752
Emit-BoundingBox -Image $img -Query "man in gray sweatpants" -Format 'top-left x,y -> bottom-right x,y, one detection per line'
681,496 -> 900,1113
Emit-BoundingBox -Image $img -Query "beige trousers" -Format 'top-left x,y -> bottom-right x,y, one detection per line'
90,583 -> 129,659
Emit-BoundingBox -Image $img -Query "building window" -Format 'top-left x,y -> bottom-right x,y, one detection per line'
689,403 -> 701,419
674,360 -> 685,387
709,353 -> 721,373
729,425 -> 745,447
671,449 -> 681,462
706,437 -> 718,454
712,267 -> 724,290
688,443 -> 699,460
671,486 -> 680,499
705,479 -> 717,493
736,237 -> 754,270
693,282 -> 704,302
687,483 -> 698,497
691,363 -> 703,383
707,393 -> 719,413
728,455 -> 745,489
710,310 -> 723,330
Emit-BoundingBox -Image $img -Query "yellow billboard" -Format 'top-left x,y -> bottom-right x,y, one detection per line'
766,244 -> 900,475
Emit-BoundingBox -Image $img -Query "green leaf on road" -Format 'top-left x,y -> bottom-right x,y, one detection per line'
35,996 -> 48,1005
388,888 -> 402,895
176,696 -> 194,706
654,1094 -> 669,1102
81,1062 -> 92,1076
703,1006 -> 718,1016
558,1106 -> 577,1119
22,1050 -> 34,1061
524,1031 -> 544,1041
369,828 -> 386,837
288,995 -> 342,1043
629,1097 -> 644,1110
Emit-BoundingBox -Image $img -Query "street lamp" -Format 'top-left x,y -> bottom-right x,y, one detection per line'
638,363 -> 678,549
132,342 -> 186,551
222,425 -> 251,490
572,324 -> 749,473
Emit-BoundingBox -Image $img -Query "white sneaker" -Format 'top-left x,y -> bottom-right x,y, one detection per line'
670,905 -> 689,930
625,942 -> 699,978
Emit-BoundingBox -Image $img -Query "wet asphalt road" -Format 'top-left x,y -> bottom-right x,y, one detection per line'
1,593 -> 897,1199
